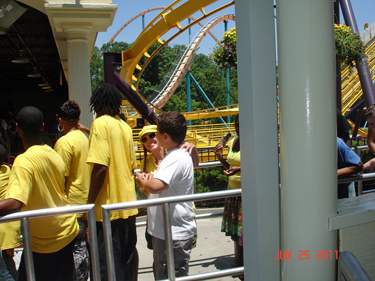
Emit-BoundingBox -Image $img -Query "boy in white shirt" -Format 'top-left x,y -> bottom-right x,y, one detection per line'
136,112 -> 196,280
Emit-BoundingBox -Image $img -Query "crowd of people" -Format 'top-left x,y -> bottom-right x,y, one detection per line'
0,83 -> 239,281
1,81 -> 375,281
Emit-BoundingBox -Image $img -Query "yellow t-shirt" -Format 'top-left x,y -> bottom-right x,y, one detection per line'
54,129 -> 90,206
0,165 -> 21,250
6,145 -> 79,253
227,137 -> 241,189
87,115 -> 138,222
140,153 -> 158,174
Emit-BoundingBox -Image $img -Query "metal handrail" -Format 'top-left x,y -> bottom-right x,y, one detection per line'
337,251 -> 371,281
0,204 -> 100,281
101,189 -> 242,281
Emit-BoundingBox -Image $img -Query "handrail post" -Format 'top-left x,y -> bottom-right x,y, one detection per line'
102,208 -> 116,281
88,206 -> 101,281
163,203 -> 176,281
21,217 -> 35,281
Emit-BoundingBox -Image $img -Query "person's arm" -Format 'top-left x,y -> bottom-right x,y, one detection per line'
78,123 -> 90,135
180,141 -> 200,167
224,166 -> 241,176
213,144 -> 230,170
368,129 -> 375,156
337,160 -> 363,178
87,164 -> 107,204
0,198 -> 23,215
135,173 -> 168,194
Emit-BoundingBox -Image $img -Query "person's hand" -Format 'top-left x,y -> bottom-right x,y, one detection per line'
135,172 -> 151,196
223,166 -> 241,176
179,141 -> 195,154
214,144 -> 223,156
363,159 -> 375,173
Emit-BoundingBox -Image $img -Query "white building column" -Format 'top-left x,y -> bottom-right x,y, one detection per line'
44,3 -> 117,128
63,25 -> 93,127
278,0 -> 337,280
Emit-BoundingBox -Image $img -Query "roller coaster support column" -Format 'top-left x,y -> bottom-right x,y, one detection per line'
187,18 -> 192,126
190,74 -> 226,124
235,1 -> 279,280
224,21 -> 231,124
340,0 -> 375,106
278,0 -> 337,280
186,71 -> 192,126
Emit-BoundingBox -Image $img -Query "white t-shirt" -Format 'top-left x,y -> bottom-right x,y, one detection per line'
147,148 -> 196,241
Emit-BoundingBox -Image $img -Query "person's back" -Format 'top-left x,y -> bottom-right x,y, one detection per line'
148,148 -> 195,240
337,137 -> 363,198
0,106 -> 78,281
88,114 -> 137,220
136,111 -> 196,280
87,83 -> 138,281
9,144 -> 78,251
55,129 -> 89,205
54,100 -> 91,280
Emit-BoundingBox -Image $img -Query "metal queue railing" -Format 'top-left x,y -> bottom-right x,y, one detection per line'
0,204 -> 101,281
101,189 -> 243,281
337,251 -> 371,281
2,161 -> 375,281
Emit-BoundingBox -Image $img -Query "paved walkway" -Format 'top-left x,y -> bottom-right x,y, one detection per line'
137,208 -> 242,281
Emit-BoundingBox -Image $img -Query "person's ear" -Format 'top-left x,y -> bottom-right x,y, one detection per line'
41,123 -> 45,132
58,118 -> 63,125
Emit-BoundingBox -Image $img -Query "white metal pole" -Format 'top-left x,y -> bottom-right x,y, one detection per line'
278,0 -> 337,280
235,0 -> 280,280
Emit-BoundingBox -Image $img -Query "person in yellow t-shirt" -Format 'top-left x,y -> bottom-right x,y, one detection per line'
54,100 -> 90,281
87,83 -> 138,281
0,145 -> 20,281
0,106 -> 79,281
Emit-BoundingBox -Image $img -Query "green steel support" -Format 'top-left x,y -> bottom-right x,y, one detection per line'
190,74 -> 226,124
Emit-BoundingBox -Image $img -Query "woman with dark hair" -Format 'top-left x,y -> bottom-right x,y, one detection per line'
54,100 -> 90,281
213,115 -> 243,270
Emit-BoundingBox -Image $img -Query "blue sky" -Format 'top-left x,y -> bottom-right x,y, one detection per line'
95,0 -> 375,56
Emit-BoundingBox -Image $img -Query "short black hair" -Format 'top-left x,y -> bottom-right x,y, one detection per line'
365,104 -> 375,120
17,106 -> 43,137
90,83 -> 123,116
58,100 -> 81,122
156,112 -> 187,144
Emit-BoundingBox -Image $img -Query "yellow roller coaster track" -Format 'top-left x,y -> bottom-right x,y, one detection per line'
120,0 -> 235,89
140,14 -> 235,109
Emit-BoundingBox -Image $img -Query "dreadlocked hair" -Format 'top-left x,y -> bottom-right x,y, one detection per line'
90,83 -> 123,116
